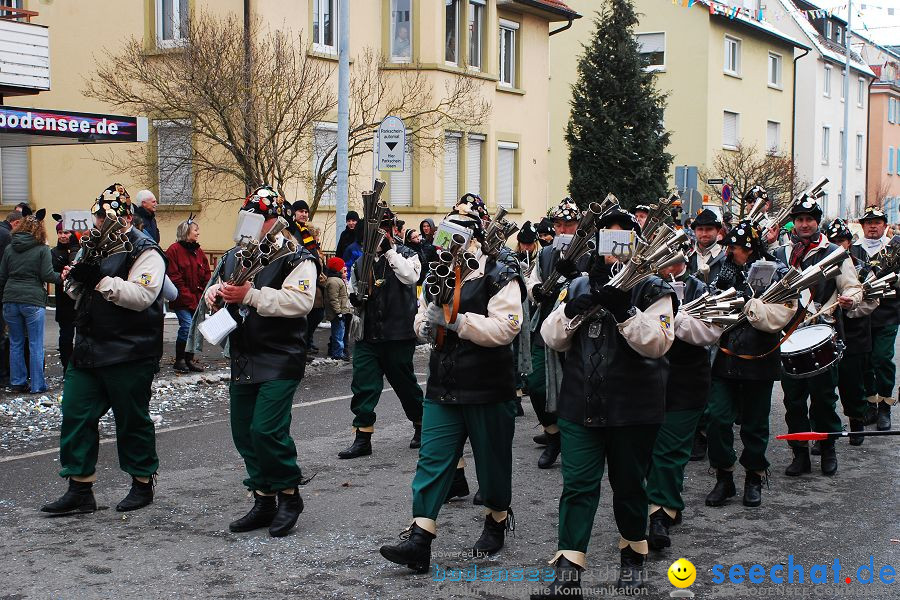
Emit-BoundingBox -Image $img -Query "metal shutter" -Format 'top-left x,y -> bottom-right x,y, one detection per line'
466,135 -> 484,197
314,124 -> 337,206
723,112 -> 738,147
157,121 -> 193,204
766,121 -> 779,154
0,146 -> 29,205
496,143 -> 517,209
443,133 -> 460,207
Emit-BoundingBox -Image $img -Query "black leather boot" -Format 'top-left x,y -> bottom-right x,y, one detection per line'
538,432 -> 561,469
409,424 -> 421,449
820,442 -> 837,476
229,491 -> 277,532
849,419 -> 865,446
380,524 -> 434,573
530,557 -> 582,599
444,468 -> 469,502
533,432 -> 549,446
173,340 -> 190,374
876,402 -> 892,431
185,352 -> 204,372
648,509 -> 673,550
473,509 -> 514,557
116,477 -> 154,512
705,469 -> 736,507
743,471 -> 763,507
617,546 -> 647,590
863,402 -> 879,425
785,447 -> 811,476
690,429 -> 707,461
515,399 -> 524,417
40,479 -> 97,514
810,440 -> 821,456
338,431 -> 372,459
269,488 -> 303,537
473,489 -> 483,505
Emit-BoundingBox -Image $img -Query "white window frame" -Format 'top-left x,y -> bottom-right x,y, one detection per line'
155,119 -> 193,205
313,122 -> 338,206
766,120 -> 781,155
156,0 -> 188,48
839,129 -> 845,166
443,132 -> 462,208
836,25 -> 843,44
468,0 -> 486,71
496,141 -> 518,209
312,0 -> 338,55
499,19 -> 519,87
445,0 -> 460,65
768,52 -> 782,89
856,133 -> 864,169
841,69 -> 847,102
890,98 -> 897,124
825,21 -> 833,40
722,110 -> 739,150
636,32 -> 666,73
824,64 -> 832,98
822,126 -> 831,165
724,35 -> 741,77
389,0 -> 413,63
857,77 -> 865,107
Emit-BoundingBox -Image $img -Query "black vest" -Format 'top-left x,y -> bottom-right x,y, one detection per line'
426,258 -> 524,405
865,236 -> 900,328
841,245 -> 872,354
556,276 -> 675,428
774,240 -> 843,339
666,275 -> 713,412
224,245 -> 316,384
72,229 -> 166,369
357,244 -> 418,342
532,245 -> 591,346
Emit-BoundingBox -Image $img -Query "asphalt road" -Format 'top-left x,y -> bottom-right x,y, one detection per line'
0,320 -> 898,599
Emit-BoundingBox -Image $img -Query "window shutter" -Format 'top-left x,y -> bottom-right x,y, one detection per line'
466,135 -> 484,197
390,138 -> 413,207
889,147 -> 894,174
637,33 -> 664,55
723,112 -> 738,147
0,147 -> 29,205
766,121 -> 779,153
443,133 -> 460,207
314,125 -> 338,206
157,121 -> 193,205
496,143 -> 517,209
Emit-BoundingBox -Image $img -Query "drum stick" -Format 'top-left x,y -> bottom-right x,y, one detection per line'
803,299 -> 840,323
777,430 -> 900,441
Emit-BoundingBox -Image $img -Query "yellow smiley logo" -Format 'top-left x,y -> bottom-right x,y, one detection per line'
667,558 -> 696,588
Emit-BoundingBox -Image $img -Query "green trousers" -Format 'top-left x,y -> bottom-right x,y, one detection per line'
230,379 -> 303,493
865,324 -> 898,399
59,358 -> 159,479
350,340 -> 423,429
837,353 -> 868,420
411,400 -> 516,520
646,408 -> 705,513
527,344 -> 556,427
557,419 -> 659,553
707,377 -> 773,471
782,366 -> 841,447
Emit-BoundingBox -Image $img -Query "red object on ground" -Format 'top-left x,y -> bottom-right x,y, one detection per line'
776,432 -> 830,441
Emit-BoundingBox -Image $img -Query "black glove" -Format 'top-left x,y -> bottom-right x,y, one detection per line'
555,258 -> 579,280
69,262 -> 104,291
594,285 -> 632,322
563,293 -> 596,319
531,286 -> 550,304
349,293 -> 363,308
379,236 -> 392,253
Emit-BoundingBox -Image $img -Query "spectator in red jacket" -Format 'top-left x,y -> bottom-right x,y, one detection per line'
166,217 -> 211,373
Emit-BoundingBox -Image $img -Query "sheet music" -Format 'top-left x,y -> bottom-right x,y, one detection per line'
198,308 -> 238,345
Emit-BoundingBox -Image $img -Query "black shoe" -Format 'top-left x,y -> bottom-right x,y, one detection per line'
862,402 -> 879,425
229,492 -> 277,532
380,524 -> 434,573
115,477 -> 154,512
40,480 -> 97,514
338,431 -> 372,459
473,509 -> 513,557
173,359 -> 190,374
877,402 -> 892,431
690,430 -> 707,461
269,488 -> 303,537
705,469 -> 736,507
409,424 -> 421,449
820,442 -> 837,476
515,400 -> 524,417
444,468 -> 470,503
538,432 -> 561,469
473,489 -> 483,506
849,419 -> 865,446
785,447 -> 811,476
530,557 -> 582,599
617,546 -> 647,590
533,432 -> 549,446
6,384 -> 27,393
810,440 -> 821,456
308,345 -> 320,355
648,509 -> 673,550
743,471 -> 763,507
185,353 -> 205,372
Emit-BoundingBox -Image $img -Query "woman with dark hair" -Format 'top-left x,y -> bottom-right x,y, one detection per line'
0,214 -> 61,393
166,217 -> 211,373
51,220 -> 80,372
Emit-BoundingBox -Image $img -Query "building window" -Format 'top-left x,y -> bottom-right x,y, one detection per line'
636,32 -> 665,71
156,120 -> 193,205
313,0 -> 337,54
768,52 -> 782,88
445,0 -> 460,64
822,126 -> 832,164
839,130 -> 845,166
825,21 -> 832,39
889,98 -> 897,124
821,192 -> 829,215
467,134 -> 484,196
888,147 -> 894,175
499,20 -> 519,87
836,25 -> 843,45
156,0 -> 188,47
766,120 -> 780,155
722,111 -> 739,149
443,132 -> 461,207
724,36 -> 741,76
313,123 -> 337,206
856,134 -> 864,169
824,64 -> 832,97
857,78 -> 865,107
390,0 -> 412,62
468,0 -> 485,70
0,147 -> 29,205
390,137 -> 413,207
855,194 -> 862,216
841,70 -> 846,102
496,142 -> 518,209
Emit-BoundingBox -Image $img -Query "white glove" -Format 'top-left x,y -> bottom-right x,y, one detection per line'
424,303 -> 466,332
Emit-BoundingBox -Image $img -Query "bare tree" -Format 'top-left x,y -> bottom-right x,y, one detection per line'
871,177 -> 892,210
700,142 -> 807,218
85,11 -> 336,204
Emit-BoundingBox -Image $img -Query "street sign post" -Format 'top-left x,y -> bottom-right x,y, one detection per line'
377,116 -> 406,172
706,178 -> 724,185
722,184 -> 732,204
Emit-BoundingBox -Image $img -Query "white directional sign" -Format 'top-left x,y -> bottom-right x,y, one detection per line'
377,116 -> 406,172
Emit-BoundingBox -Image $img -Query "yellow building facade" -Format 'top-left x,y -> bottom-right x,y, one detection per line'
4,0 -> 577,252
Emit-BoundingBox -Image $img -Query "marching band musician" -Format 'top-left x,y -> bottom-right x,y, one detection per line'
203,187 -> 317,537
705,219 -> 795,509
339,208 -> 424,458
42,184 -> 166,515
687,209 -> 725,285
525,198 -> 589,470
531,208 -> 676,597
646,250 -> 721,551
379,204 -> 524,572
773,198 -> 862,477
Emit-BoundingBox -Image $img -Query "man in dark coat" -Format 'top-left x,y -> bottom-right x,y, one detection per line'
134,190 -> 160,243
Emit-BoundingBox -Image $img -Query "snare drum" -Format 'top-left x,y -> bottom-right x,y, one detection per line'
780,325 -> 843,379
